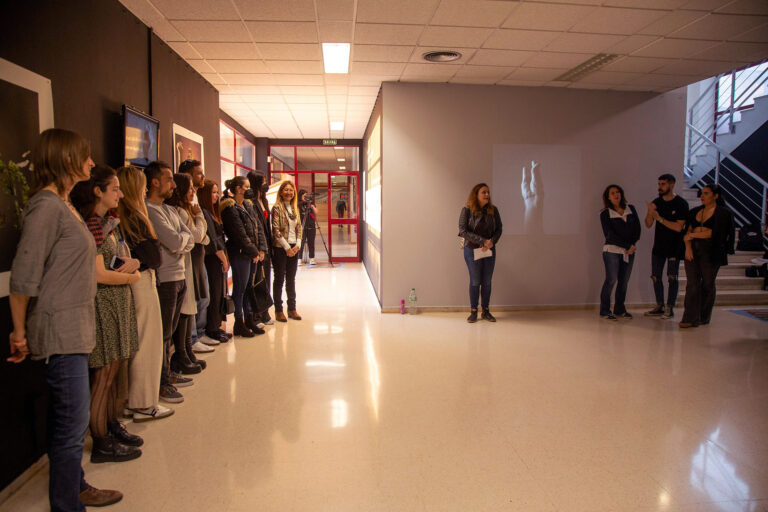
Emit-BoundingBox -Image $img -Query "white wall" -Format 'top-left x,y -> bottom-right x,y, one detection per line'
380,82 -> 686,310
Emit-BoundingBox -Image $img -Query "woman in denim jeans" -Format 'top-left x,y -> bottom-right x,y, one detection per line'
599,184 -> 641,320
458,183 -> 503,323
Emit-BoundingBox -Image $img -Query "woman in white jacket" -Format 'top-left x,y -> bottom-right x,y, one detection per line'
166,173 -> 210,374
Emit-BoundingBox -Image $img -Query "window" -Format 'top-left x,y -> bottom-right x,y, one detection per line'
220,121 -> 256,180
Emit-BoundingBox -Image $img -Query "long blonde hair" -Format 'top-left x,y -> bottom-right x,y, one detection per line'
276,180 -> 298,214
116,166 -> 156,242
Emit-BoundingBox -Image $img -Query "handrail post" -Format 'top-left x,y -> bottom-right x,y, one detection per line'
762,187 -> 767,231
715,150 -> 720,184
729,69 -> 736,133
686,108 -> 693,168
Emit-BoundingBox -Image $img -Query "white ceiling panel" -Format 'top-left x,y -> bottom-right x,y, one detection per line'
265,61 -> 324,74
577,70 -> 641,84
172,20 -> 250,42
483,29 -> 561,51
324,74 -> 350,84
348,95 -> 378,104
653,59 -> 738,76
505,67 -> 567,81
607,35 -> 661,55
408,47 -> 476,64
256,43 -> 322,60
503,3 -> 596,32
349,86 -> 380,95
526,0 -> 602,5
317,0 -> 355,21
691,41 -> 768,61
469,49 -> 535,67
601,56 -> 675,73
544,33 -> 625,53
717,0 -> 768,15
150,0 -> 240,20
351,62 -> 407,75
430,0 -> 517,28
326,94 -> 348,104
401,63 -> 460,79
201,73 -> 226,84
522,52 -> 594,69
356,0 -> 440,25
233,94 -> 285,103
637,10 -> 708,36
498,79 -> 547,87
449,76 -> 500,84
354,24 -> 424,45
570,8 -> 667,35
669,13 -> 768,39
631,38 -> 719,58
271,75 -> 325,85
207,60 -> 269,73
246,22 -> 318,43
226,85 -> 283,94
219,73 -> 275,85
602,0 -> 689,8
187,60 -> 216,74
168,41 -> 204,59
354,45 -> 415,62
623,73 -> 693,88
453,65 -> 516,80
280,85 -> 328,95
192,42 -> 258,59
418,26 -> 494,48
679,0 -> 734,10
119,0 -> 188,41
349,74 -> 401,85
319,21 -> 353,42
283,96 -> 327,104
233,0 -> 316,21
730,24 -> 768,42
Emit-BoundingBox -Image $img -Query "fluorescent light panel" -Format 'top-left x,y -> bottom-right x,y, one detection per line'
330,121 -> 344,131
322,43 -> 350,74
337,158 -> 345,161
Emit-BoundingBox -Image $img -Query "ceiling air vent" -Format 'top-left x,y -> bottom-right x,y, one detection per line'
422,51 -> 462,63
554,53 -> 619,82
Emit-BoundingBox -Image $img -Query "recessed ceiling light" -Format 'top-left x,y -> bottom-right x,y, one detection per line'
323,43 -> 350,74
330,121 -> 344,131
339,166 -> 346,170
337,158 -> 345,161
334,146 -> 343,149
422,50 -> 462,63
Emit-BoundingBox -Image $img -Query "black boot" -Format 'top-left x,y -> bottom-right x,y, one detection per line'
245,313 -> 266,335
108,420 -> 143,447
171,352 -> 202,374
186,338 -> 207,370
467,309 -> 478,323
234,316 -> 255,338
91,433 -> 142,463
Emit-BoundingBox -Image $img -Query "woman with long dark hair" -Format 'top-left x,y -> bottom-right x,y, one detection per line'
198,179 -> 232,342
247,171 -> 274,324
680,184 -> 734,328
8,129 -> 123,509
599,184 -> 641,320
70,165 -> 142,462
166,172 -> 210,371
458,183 -> 503,323
271,180 -> 303,322
221,176 -> 267,336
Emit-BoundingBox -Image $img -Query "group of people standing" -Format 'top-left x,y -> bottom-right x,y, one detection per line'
458,175 -> 735,328
6,128 -> 305,511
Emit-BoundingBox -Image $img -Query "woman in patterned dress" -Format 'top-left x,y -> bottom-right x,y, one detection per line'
70,165 -> 142,463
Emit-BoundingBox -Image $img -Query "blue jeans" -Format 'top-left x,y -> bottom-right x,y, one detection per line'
463,246 -> 496,309
192,263 -> 210,342
600,252 -> 634,316
45,354 -> 90,512
651,253 -> 680,307
231,254 -> 255,318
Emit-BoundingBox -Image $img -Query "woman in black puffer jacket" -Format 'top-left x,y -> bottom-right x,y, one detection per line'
220,176 -> 267,337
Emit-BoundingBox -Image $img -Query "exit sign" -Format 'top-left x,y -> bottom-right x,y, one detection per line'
322,139 -> 338,145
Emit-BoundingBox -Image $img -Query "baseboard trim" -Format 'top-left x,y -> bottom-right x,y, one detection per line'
0,455 -> 48,506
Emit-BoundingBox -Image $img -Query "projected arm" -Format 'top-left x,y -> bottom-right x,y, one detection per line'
521,160 -> 543,233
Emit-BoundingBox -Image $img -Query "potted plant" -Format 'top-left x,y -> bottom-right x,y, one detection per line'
0,151 -> 31,228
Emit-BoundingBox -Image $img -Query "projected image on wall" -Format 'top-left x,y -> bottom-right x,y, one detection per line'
492,144 -> 582,235
365,115 -> 382,237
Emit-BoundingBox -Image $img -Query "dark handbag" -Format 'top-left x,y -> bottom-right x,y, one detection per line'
247,261 -> 273,314
224,295 -> 235,315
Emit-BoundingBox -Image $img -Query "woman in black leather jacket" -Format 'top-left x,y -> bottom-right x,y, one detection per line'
246,172 -> 274,325
458,183 -> 503,323
220,176 -> 267,337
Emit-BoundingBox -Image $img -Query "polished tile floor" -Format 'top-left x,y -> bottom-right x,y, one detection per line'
2,263 -> 768,512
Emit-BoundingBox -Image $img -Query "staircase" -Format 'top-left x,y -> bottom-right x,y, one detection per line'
678,250 -> 768,306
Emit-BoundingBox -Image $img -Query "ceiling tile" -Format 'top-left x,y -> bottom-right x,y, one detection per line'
351,62 -> 406,75
319,21 -> 353,42
504,3 -> 596,32
353,45 -> 415,62
192,42 -> 258,59
631,38 -> 719,58
669,13 -> 768,40
233,0 -> 316,21
356,0 -> 440,25
168,41 -> 204,59
147,0 -> 240,20
601,56 -> 675,72
653,59 -> 739,76
187,60 -> 216,74
577,70 -> 641,84
246,22 -> 318,43
498,79 -> 547,87
418,26 -> 494,47
235,93 -> 285,103
637,10 -> 708,36
544,33 -> 625,53
317,0 -> 355,20
716,0 -> 768,15
678,0 -> 742,11
256,43 -> 322,60
119,0 -> 187,41
525,0 -> 602,5
610,84 -> 656,91
349,86 -> 380,95
571,8 -> 667,35
453,65 -> 516,80
280,85 -> 328,95
201,73 -> 226,85
354,24 -> 424,45
265,61 -> 324,73
568,82 -> 616,89
730,23 -> 768,42
171,21 -> 250,42
225,85 -> 283,94
505,67 -> 566,81
484,29 -> 561,51
349,74 -> 401,85
348,95 -> 378,104
449,76 -> 501,84
409,47 -> 476,64
430,0 -> 517,28
624,73 -> 694,88
601,0 -> 689,8
207,60 -> 269,73
522,52 -> 594,68
607,35 -> 660,54
401,63 -> 459,80
287,100 -> 327,108
467,49 -> 535,67
691,41 -> 768,61
272,74 -> 325,85
219,73 -> 274,85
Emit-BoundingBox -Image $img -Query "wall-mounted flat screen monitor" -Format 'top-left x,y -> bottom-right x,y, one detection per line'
123,105 -> 158,168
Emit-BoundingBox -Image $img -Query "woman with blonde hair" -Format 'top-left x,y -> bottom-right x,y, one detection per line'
271,180 -> 303,321
458,183 -> 503,323
116,166 -> 174,422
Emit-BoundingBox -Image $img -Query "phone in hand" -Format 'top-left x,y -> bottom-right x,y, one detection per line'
110,255 -> 125,270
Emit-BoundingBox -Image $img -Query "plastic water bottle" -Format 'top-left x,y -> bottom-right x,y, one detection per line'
117,238 -> 131,259
408,288 -> 417,315
400,299 -> 406,315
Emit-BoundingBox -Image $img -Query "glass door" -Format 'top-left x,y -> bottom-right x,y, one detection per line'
329,172 -> 359,261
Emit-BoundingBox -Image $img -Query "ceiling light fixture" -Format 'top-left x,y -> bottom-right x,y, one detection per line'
337,158 -> 345,161
330,121 -> 344,131
323,43 -> 350,74
554,53 -> 619,82
339,166 -> 346,170
422,50 -> 462,63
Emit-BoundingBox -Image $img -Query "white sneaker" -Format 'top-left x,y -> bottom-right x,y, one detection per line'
199,334 -> 220,346
263,316 -> 275,325
256,322 -> 266,329
131,405 -> 175,422
192,341 -> 214,353
310,258 -> 316,265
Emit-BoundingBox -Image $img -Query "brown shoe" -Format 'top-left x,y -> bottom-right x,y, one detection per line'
288,310 -> 302,320
79,486 -> 123,507
275,311 -> 288,322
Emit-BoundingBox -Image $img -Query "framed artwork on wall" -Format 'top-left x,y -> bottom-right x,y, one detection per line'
172,123 -> 204,174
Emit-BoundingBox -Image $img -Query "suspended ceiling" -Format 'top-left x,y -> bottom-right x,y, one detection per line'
119,0 -> 768,139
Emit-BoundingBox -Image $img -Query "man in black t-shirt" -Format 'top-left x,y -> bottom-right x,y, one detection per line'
644,174 -> 689,319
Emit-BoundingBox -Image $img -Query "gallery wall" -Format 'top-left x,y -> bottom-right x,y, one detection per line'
362,93 -> 383,304
0,0 -> 219,492
379,82 -> 686,310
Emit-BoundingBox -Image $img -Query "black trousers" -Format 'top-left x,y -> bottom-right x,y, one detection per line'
156,279 -> 186,385
303,226 -> 316,258
204,255 -> 226,335
272,245 -> 298,312
682,241 -> 721,325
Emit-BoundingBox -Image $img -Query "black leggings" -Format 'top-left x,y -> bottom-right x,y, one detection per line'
204,255 -> 225,334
